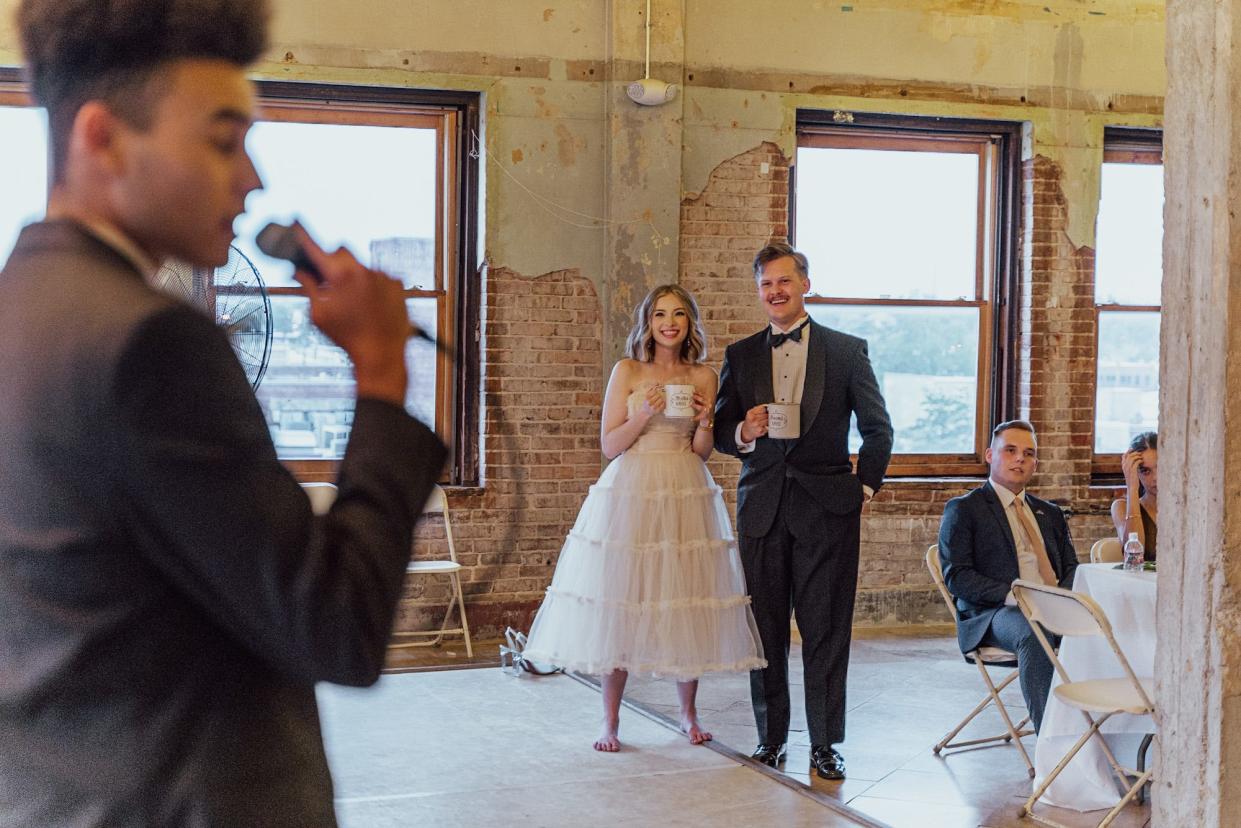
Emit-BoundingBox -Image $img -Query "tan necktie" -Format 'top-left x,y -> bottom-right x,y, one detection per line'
1012,497 -> 1058,586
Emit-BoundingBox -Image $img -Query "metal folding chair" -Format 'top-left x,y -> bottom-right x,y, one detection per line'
1089,538 -> 1123,564
926,545 -> 1035,777
390,485 -> 474,657
1011,579 -> 1155,827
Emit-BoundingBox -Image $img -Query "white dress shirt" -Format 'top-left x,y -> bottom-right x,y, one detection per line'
991,481 -> 1049,604
735,315 -> 873,499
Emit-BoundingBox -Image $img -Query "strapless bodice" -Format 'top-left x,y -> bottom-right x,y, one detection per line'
626,380 -> 697,453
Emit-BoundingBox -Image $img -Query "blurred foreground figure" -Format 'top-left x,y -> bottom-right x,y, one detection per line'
0,1 -> 445,824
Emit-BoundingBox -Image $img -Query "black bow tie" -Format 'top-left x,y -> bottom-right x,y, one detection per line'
768,319 -> 810,349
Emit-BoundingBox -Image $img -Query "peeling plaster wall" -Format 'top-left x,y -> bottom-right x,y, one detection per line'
0,0 -> 1165,630
686,0 -> 1162,100
678,0 -> 1164,248
0,0 -> 1165,321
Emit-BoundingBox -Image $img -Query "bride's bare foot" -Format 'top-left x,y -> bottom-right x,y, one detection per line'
594,720 -> 621,752
681,714 -> 713,745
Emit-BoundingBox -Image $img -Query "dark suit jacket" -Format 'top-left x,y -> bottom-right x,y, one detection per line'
938,482 -> 1078,655
0,221 -> 447,826
714,320 -> 893,539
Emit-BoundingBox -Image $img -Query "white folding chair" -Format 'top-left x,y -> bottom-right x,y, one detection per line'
300,482 -> 338,516
926,545 -> 1035,776
1011,579 -> 1154,828
390,485 -> 474,657
1089,538 -> 1123,564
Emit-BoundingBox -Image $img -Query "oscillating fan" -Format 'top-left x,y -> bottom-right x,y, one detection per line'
151,245 -> 274,390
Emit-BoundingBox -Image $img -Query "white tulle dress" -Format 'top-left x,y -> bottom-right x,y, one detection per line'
522,381 -> 765,680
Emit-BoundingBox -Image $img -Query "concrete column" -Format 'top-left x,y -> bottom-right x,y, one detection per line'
1157,1 -> 1241,823
601,0 -> 685,366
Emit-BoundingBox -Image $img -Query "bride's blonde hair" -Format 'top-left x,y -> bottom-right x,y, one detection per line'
623,284 -> 708,364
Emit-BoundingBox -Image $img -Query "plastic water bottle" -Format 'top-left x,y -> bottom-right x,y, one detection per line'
1123,532 -> 1144,572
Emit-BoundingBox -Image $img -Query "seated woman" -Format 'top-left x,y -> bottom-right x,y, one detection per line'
1111,431 -> 1158,561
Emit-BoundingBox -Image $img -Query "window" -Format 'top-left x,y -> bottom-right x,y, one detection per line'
0,86 -> 46,263
0,74 -> 480,483
243,85 -> 481,482
1093,128 -> 1162,467
794,112 -> 1021,475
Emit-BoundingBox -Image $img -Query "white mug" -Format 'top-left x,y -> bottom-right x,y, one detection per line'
664,384 -> 696,418
766,403 -> 800,439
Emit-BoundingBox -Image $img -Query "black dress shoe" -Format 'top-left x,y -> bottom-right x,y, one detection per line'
810,745 -> 846,780
750,743 -> 787,767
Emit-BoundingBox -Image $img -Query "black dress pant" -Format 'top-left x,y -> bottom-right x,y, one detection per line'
739,479 -> 861,748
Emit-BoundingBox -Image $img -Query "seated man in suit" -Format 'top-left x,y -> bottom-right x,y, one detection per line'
938,420 -> 1078,732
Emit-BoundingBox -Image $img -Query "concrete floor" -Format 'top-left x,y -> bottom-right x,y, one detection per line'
366,629 -> 1152,826
319,667 -> 870,826
623,629 -> 1152,828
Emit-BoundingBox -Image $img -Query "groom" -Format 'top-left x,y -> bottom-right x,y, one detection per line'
714,242 -> 893,780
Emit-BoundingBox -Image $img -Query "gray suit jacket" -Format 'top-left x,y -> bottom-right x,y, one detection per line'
714,320 -> 893,539
938,483 -> 1078,654
0,221 -> 446,826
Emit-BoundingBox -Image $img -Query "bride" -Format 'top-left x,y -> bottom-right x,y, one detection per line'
521,284 -> 764,752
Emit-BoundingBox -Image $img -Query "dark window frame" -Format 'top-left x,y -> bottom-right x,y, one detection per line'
794,110 -> 1022,477
0,70 -> 483,485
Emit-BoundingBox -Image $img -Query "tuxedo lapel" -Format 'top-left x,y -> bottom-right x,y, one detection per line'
801,321 -> 827,434
749,333 -> 774,405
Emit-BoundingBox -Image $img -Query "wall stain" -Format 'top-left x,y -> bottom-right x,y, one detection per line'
533,88 -> 560,118
690,67 -> 1160,114
554,123 -> 581,166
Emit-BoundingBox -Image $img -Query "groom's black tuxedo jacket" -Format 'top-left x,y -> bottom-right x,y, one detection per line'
714,320 -> 893,539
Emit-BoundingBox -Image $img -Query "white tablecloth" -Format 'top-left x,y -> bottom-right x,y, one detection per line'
1032,562 -> 1157,810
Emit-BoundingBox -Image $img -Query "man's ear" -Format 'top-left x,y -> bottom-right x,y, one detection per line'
984,446 -> 993,464
69,101 -> 126,176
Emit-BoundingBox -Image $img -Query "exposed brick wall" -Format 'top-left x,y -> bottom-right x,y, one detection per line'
1020,154 -> 1121,546
678,143 -> 1125,627
393,143 -> 1132,640
393,267 -> 603,639
680,142 -> 790,518
679,143 -> 956,625
1022,155 -> 1099,503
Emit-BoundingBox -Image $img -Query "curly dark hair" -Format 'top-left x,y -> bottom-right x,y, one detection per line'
18,0 -> 270,177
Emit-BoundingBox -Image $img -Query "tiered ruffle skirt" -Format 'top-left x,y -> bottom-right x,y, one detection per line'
522,447 -> 765,679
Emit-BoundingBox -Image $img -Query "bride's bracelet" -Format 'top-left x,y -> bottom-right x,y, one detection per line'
697,420 -> 714,431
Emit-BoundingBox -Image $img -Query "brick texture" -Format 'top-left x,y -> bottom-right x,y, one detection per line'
394,145 -> 1129,639
393,267 -> 604,639
1021,155 -> 1100,504
677,143 -> 1123,626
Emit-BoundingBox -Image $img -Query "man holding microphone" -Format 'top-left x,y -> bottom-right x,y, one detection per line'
0,1 -> 445,824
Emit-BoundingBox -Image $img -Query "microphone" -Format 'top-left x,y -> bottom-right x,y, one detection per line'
255,220 -> 324,283
255,221 -> 450,355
